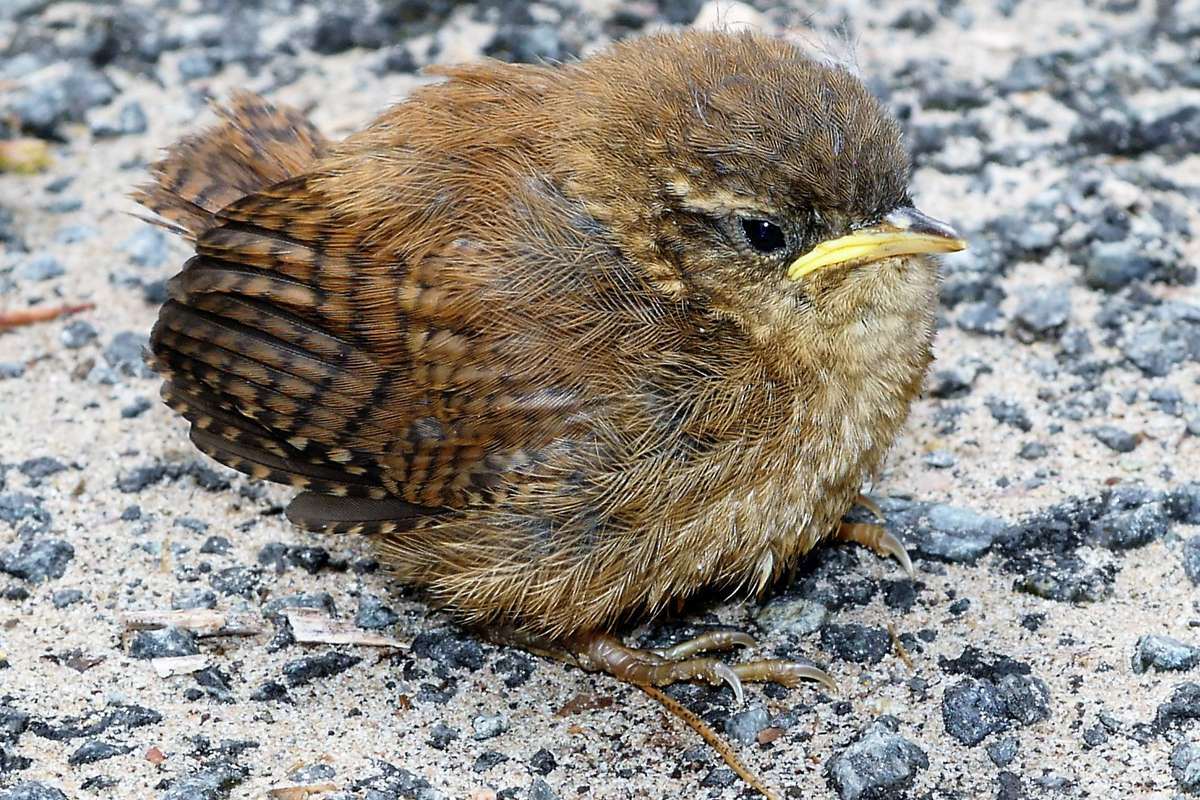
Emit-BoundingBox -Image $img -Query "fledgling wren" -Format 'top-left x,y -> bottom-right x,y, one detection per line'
137,30 -> 963,712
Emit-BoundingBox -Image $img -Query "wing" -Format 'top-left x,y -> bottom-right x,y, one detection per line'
139,90 -> 610,535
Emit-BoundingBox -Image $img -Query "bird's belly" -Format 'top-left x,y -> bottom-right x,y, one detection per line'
665,323 -> 930,597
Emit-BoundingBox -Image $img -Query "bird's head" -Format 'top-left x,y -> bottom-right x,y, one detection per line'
551,30 -> 965,376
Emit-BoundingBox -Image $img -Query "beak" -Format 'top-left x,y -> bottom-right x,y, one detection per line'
786,207 -> 967,281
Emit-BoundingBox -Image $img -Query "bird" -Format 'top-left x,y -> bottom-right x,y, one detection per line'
136,29 -> 963,715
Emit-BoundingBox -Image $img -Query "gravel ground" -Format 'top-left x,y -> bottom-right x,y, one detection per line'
1,1 -> 1199,798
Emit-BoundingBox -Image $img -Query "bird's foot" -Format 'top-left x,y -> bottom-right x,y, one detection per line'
836,514 -> 915,580
570,630 -> 836,707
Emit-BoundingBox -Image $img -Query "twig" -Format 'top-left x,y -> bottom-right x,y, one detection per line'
0,302 -> 94,330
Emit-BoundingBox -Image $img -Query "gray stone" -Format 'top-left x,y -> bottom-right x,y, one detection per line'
262,592 -> 336,621
995,673 -> 1051,726
1122,322 -> 1190,377
19,457 -> 64,479
1168,484 -> 1200,524
1132,634 -> 1200,674
1014,291 -> 1070,341
210,566 -> 260,598
103,332 -> 153,378
90,101 -> 147,138
1085,240 -> 1155,290
924,450 -> 956,469
910,504 -> 1006,563
1019,442 -> 1048,460
16,254 -> 64,282
1091,425 -> 1139,452
724,704 -> 769,745
129,627 -> 199,660
826,717 -> 928,800
1088,503 -> 1168,550
122,228 -> 169,268
957,302 -> 1006,336
986,737 -> 1018,767
60,319 -> 97,349
1172,742 -> 1200,795
1184,537 -> 1200,586
172,589 -> 218,610
159,765 -> 247,800
282,652 -> 361,686
67,739 -> 130,765
942,678 -> 1009,746
51,588 -> 83,608
755,597 -> 829,636
986,398 -> 1033,431
53,224 -> 94,244
3,61 -> 116,137
527,778 -> 558,800
0,493 -> 50,533
354,593 -> 399,630
0,538 -> 73,582
471,713 -> 509,740
0,784 -> 68,800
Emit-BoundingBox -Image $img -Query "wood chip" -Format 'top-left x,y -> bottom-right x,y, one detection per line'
120,608 -> 264,637
149,655 -> 208,678
555,692 -> 615,717
282,607 -> 404,648
756,726 -> 784,745
266,783 -> 338,799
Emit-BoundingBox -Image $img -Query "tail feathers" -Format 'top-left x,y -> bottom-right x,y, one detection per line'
132,91 -> 328,241
286,493 -> 426,535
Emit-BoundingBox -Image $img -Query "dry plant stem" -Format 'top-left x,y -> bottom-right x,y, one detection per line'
0,302 -> 95,330
639,684 -> 782,800
888,622 -> 915,670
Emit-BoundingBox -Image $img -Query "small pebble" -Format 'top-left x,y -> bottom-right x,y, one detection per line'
129,627 -> 199,660
1172,742 -> 1200,795
354,593 -> 400,630
724,704 -> 769,745
60,320 -> 97,349
1132,634 -> 1200,674
16,254 -> 64,282
472,713 -> 509,740
826,716 -> 928,800
1091,425 -> 1139,452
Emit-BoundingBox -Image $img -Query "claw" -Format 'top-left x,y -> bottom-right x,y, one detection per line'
732,659 -> 839,694
876,528 -> 915,580
836,521 -> 915,580
854,492 -> 885,521
710,661 -> 745,706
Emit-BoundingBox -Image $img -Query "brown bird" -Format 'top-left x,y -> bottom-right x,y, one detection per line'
137,30 -> 963,715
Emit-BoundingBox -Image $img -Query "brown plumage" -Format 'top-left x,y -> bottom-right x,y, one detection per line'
138,31 -> 962,690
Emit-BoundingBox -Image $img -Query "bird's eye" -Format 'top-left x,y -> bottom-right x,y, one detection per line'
740,218 -> 787,254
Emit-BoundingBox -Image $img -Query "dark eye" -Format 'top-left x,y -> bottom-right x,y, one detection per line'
740,218 -> 787,254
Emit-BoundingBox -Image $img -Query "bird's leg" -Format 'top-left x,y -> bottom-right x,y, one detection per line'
835,519 -> 915,579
